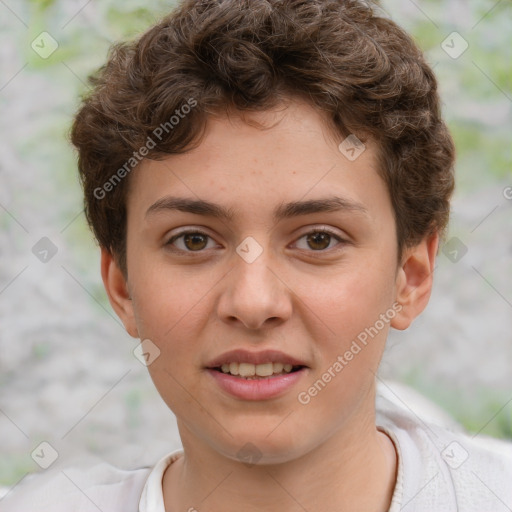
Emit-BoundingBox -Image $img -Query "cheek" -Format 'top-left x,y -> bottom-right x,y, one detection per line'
297,261 -> 397,346
137,287 -> 208,412
292,268 -> 395,435
130,255 -> 209,337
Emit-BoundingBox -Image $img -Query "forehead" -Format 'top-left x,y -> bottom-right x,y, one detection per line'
126,100 -> 391,226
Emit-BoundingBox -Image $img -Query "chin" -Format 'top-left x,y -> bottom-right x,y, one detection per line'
211,426 -> 312,466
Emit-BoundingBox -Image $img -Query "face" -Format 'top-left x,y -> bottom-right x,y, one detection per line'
103,99 -> 433,464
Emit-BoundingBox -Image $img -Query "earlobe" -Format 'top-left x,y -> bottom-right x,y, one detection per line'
391,232 -> 439,331
100,248 -> 139,338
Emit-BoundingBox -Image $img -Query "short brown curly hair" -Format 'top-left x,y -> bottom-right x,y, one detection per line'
70,0 -> 455,275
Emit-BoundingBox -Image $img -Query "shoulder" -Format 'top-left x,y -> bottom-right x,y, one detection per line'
0,460 -> 152,512
376,381 -> 512,511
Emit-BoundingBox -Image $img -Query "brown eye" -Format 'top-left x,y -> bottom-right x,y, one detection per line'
183,233 -> 208,251
294,228 -> 345,253
306,232 -> 331,250
166,230 -> 216,252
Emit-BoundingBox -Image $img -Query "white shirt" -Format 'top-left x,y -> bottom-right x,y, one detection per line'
2,385 -> 512,511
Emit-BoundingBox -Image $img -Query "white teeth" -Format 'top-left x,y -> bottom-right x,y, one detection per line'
255,362 -> 273,377
238,363 -> 255,377
273,362 -> 284,373
219,362 -> 300,377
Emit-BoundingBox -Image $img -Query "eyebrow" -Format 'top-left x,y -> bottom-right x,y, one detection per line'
145,195 -> 369,222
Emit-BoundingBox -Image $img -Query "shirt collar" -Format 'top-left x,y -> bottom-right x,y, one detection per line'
139,449 -> 183,512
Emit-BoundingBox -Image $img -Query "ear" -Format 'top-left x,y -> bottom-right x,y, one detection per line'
100,248 -> 139,338
391,231 -> 438,330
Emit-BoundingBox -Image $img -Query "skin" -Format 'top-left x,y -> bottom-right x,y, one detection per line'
102,99 -> 438,512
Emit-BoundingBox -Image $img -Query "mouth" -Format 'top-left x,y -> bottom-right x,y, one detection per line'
204,349 -> 309,399
209,362 -> 306,380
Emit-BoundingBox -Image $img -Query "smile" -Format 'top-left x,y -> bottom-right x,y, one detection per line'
216,362 -> 303,378
207,366 -> 308,400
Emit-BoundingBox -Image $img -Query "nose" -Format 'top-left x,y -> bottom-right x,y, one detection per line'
216,244 -> 292,331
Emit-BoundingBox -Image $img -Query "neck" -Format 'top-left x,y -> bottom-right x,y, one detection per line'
163,401 -> 397,512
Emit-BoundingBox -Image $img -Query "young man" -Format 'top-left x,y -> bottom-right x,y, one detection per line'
3,0 -> 512,510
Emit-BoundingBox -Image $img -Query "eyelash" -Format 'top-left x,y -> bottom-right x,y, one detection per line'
165,227 -> 347,255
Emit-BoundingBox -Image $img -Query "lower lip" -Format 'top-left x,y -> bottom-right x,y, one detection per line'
206,368 -> 307,400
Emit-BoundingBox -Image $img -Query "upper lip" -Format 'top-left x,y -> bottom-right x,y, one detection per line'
205,349 -> 308,368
